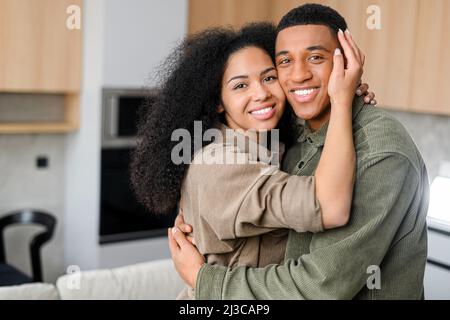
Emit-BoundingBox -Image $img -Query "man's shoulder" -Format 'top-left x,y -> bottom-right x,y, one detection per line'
353,105 -> 423,170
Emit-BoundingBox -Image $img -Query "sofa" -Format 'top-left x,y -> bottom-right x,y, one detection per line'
0,259 -> 185,300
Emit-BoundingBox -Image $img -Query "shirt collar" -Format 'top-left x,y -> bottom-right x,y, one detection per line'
297,96 -> 366,147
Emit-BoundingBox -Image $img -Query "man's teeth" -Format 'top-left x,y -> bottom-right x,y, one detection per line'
251,106 -> 273,115
294,88 -> 317,96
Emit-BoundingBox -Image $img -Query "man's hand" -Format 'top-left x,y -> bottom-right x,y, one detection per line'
174,209 -> 196,245
356,83 -> 377,105
168,227 -> 205,288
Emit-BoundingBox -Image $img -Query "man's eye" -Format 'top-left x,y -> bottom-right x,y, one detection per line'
308,55 -> 323,62
278,58 -> 290,65
233,83 -> 247,90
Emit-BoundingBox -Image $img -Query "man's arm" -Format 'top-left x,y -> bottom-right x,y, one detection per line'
195,153 -> 422,299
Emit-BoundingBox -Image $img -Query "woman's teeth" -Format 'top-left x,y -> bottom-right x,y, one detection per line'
294,88 -> 317,96
250,106 -> 274,115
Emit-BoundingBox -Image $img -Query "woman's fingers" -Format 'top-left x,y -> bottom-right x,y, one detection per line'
337,29 -> 359,71
331,48 -> 345,78
344,29 -> 362,64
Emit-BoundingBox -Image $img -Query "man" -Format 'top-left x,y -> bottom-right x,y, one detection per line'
170,3 -> 429,299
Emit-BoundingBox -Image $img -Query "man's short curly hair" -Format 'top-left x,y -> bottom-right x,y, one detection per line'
276,3 -> 347,36
131,22 -> 295,215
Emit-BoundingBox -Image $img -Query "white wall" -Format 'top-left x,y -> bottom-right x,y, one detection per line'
103,0 -> 188,87
64,0 -> 104,272
64,0 -> 188,274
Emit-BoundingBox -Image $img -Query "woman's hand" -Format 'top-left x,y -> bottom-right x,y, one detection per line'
168,227 -> 205,288
328,29 -> 364,108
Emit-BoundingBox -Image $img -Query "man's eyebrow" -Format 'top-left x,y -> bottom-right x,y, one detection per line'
275,45 -> 330,57
306,45 -> 330,52
227,75 -> 248,84
275,50 -> 289,58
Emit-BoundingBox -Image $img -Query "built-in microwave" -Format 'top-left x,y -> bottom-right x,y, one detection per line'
101,88 -> 159,148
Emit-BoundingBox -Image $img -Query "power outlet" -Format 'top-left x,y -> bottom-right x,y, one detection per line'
36,156 -> 49,169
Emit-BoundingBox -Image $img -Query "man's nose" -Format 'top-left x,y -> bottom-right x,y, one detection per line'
252,83 -> 271,101
291,62 -> 313,83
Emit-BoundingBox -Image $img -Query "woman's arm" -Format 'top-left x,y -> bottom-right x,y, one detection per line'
314,29 -> 364,229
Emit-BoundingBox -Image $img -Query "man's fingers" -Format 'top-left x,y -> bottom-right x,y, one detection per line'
364,92 -> 375,103
356,83 -> 369,96
179,223 -> 192,234
168,228 -> 180,252
186,235 -> 196,246
171,227 -> 191,249
174,209 -> 193,233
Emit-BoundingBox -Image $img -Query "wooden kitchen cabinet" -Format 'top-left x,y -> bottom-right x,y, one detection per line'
0,0 -> 82,133
409,0 -> 450,115
189,0 -> 273,34
189,0 -> 450,115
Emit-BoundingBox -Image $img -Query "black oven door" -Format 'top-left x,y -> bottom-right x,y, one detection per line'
100,147 -> 177,244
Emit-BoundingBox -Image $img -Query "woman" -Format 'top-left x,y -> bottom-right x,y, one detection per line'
131,23 -> 371,299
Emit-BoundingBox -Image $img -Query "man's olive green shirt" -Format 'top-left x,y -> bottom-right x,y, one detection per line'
195,97 -> 429,299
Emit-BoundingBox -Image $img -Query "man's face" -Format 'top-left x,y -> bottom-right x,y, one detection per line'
275,25 -> 339,131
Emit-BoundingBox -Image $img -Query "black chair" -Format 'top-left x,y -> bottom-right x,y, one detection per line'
0,210 -> 56,286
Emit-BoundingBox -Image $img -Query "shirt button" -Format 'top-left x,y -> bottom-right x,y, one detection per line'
307,137 -> 313,143
298,161 -> 305,169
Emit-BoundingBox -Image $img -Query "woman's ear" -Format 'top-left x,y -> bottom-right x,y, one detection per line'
216,104 -> 224,113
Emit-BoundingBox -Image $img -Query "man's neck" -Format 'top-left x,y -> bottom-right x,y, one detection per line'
306,108 -> 331,132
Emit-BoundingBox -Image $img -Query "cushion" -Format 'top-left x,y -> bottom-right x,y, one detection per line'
56,259 -> 185,300
0,282 -> 59,300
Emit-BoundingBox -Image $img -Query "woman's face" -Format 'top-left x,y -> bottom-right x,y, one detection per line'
219,46 -> 286,131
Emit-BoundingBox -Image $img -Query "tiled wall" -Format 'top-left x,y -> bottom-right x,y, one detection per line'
386,109 -> 450,182
0,134 -> 66,283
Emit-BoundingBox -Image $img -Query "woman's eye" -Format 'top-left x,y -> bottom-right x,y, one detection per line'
263,75 -> 277,82
233,83 -> 247,90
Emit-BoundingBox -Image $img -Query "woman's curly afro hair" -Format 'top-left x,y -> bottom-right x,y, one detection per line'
131,22 -> 295,215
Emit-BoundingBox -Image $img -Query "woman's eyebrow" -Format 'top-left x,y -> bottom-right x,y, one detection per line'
227,67 -> 275,84
260,67 -> 276,76
227,75 -> 248,84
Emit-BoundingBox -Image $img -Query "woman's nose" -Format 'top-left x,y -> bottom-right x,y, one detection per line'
252,83 -> 272,101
